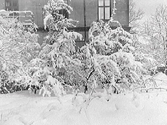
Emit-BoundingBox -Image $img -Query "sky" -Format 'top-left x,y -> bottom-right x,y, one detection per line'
134,0 -> 167,20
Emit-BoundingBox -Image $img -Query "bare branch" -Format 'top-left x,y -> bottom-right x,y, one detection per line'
129,0 -> 144,25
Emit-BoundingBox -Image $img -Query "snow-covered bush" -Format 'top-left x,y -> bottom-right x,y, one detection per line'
78,18 -> 148,93
29,0 -> 155,98
0,0 -> 156,97
137,5 -> 167,67
26,0 -> 83,97
130,32 -> 162,76
0,10 -> 40,93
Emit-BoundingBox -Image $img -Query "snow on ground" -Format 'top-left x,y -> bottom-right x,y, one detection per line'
0,73 -> 167,125
153,72 -> 167,88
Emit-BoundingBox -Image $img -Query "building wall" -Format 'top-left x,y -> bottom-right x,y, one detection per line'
85,0 -> 98,26
0,0 -> 129,47
69,0 -> 98,27
18,0 -> 48,28
0,0 -> 47,27
69,0 -> 129,45
69,0 -> 84,27
70,0 -> 129,27
114,0 -> 129,26
0,0 -> 5,10
1,0 -> 129,28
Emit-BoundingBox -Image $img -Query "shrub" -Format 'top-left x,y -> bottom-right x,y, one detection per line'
78,18 -> 148,93
0,10 -> 40,93
26,0 -> 82,97
26,0 -> 155,97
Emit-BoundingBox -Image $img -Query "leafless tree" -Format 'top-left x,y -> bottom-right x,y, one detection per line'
142,5 -> 167,74
129,0 -> 144,32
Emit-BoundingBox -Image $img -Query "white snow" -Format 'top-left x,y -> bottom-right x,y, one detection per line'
0,74 -> 167,125
137,35 -> 150,44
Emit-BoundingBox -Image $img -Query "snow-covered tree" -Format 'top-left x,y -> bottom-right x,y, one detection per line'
76,18 -> 149,94
26,0 -> 83,97
0,11 -> 39,71
129,0 -> 144,33
0,10 -> 40,93
142,5 -> 167,70
30,0 -> 156,98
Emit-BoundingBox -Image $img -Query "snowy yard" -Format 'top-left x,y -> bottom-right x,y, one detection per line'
1,0 -> 167,125
0,73 -> 167,125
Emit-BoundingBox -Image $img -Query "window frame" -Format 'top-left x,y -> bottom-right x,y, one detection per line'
98,0 -> 112,21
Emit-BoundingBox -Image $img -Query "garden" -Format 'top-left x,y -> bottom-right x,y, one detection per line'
0,0 -> 167,125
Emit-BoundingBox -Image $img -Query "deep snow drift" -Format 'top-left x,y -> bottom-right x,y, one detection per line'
0,73 -> 167,125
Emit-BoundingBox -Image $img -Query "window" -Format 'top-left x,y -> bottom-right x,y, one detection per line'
59,0 -> 69,18
13,1 -> 18,7
5,0 -> 18,11
5,2 -> 10,7
59,9 -> 69,18
98,0 -> 111,20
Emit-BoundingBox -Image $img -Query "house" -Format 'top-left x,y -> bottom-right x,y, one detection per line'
0,0 -> 129,47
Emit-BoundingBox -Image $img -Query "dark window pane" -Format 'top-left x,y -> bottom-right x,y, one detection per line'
5,0 -> 18,11
6,2 -> 10,7
59,9 -> 69,18
13,1 -> 18,6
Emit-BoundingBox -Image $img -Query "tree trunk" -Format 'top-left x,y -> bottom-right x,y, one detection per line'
84,84 -> 88,93
165,39 -> 167,75
165,61 -> 167,75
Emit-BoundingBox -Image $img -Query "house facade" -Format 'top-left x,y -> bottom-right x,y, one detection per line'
69,0 -> 129,45
0,0 -> 129,46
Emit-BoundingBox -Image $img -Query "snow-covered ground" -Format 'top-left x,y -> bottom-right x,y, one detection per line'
0,73 -> 167,125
